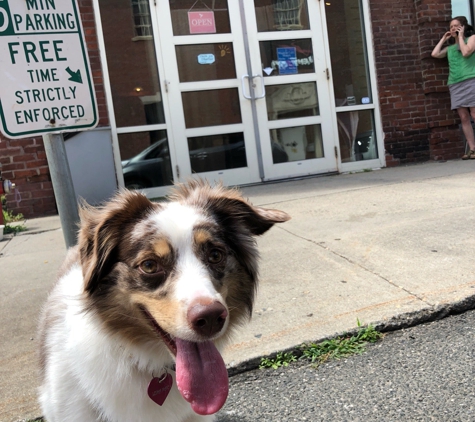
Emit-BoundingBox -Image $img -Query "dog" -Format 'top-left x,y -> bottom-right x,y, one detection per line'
38,180 -> 290,422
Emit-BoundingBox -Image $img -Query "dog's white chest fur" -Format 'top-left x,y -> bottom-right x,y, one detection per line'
40,268 -> 207,421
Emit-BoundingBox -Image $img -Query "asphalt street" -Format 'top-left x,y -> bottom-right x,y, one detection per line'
216,309 -> 475,422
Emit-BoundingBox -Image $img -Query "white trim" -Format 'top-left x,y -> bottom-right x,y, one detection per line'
267,116 -> 323,129
340,158 -> 382,172
116,124 -> 168,134
362,0 -> 386,168
256,30 -> 313,42
171,34 -> 235,45
149,0 -> 180,184
155,0 -> 261,186
179,79 -> 240,92
185,124 -> 245,138
263,72 -> 322,85
245,0 -> 338,180
92,0 -> 124,188
336,104 -> 376,113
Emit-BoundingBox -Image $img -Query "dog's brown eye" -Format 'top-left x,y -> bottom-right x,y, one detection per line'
139,260 -> 160,274
208,249 -> 224,264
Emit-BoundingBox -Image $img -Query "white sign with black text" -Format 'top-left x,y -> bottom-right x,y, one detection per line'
0,0 -> 97,139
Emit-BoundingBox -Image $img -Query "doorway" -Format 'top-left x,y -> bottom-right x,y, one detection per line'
159,0 -> 337,185
95,0 -> 382,196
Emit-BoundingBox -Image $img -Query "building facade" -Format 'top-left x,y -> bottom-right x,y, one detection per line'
0,0 -> 472,218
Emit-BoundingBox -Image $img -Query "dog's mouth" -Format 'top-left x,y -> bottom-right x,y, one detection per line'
139,305 -> 228,415
140,306 -> 178,356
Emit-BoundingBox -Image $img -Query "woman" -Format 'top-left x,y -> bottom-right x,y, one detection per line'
432,16 -> 475,159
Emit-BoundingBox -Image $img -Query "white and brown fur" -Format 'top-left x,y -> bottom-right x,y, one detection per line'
38,181 -> 290,422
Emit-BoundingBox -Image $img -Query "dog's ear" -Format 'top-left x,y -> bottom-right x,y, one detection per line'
208,194 -> 290,236
173,181 -> 290,235
78,191 -> 156,294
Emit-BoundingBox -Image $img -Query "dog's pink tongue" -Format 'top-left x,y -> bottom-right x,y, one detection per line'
175,338 -> 228,415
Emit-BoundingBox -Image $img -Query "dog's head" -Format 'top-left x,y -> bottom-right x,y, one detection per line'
77,180 -> 289,415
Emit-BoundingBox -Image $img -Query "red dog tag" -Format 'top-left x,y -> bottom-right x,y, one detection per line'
147,373 -> 173,406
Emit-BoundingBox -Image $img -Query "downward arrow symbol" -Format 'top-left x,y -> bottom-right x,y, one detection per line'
66,67 -> 83,83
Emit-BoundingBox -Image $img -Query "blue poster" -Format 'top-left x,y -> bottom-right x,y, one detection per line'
277,47 -> 298,75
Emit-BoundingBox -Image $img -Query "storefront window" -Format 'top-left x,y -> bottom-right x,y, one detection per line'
187,133 -> 247,173
266,82 -> 319,120
260,39 -> 314,77
170,0 -> 231,35
325,0 -> 371,107
254,0 -> 310,32
176,43 -> 236,82
99,0 -> 165,128
325,0 -> 376,164
337,110 -> 377,163
119,130 -> 173,189
182,89 -> 242,128
270,124 -> 323,164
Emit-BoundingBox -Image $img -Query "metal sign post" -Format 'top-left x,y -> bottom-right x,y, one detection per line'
0,0 -> 99,248
42,133 -> 78,248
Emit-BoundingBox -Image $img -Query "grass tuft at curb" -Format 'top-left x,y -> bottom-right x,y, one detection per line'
2,195 -> 27,235
259,320 -> 384,370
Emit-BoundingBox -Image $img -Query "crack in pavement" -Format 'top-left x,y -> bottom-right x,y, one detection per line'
275,225 -> 433,307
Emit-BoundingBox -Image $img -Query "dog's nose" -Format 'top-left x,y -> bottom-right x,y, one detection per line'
187,300 -> 228,337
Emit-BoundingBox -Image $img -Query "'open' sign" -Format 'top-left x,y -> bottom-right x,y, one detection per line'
188,11 -> 216,34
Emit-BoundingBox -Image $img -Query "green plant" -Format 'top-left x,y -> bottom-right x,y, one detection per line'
1,195 -> 23,221
259,351 -> 297,369
3,207 -> 23,224
302,322 -> 383,367
259,320 -> 384,370
1,194 -> 26,234
3,207 -> 24,222
4,222 -> 27,234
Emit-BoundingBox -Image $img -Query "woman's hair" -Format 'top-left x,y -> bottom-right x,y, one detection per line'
452,16 -> 475,38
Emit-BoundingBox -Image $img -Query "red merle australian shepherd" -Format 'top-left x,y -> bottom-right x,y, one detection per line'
38,180 -> 290,422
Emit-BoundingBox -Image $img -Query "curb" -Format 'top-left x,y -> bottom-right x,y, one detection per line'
227,293 -> 475,377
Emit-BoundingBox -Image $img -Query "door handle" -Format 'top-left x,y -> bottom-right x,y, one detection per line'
252,74 -> 266,99
241,74 -> 266,100
241,75 -> 252,100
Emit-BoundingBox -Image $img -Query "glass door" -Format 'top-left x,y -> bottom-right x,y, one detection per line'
156,0 -> 261,186
245,0 -> 338,180
155,0 -> 337,185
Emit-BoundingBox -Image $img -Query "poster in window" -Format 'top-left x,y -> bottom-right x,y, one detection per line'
277,47 -> 298,75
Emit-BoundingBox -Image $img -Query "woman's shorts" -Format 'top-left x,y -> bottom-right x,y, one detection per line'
449,77 -> 475,110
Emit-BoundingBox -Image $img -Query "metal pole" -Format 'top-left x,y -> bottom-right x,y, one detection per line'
42,133 -> 79,249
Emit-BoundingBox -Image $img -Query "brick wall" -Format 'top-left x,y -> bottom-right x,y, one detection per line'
370,0 -> 462,165
0,136 -> 56,217
0,0 -> 108,219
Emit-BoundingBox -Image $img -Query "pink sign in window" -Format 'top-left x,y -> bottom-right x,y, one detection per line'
188,11 -> 216,34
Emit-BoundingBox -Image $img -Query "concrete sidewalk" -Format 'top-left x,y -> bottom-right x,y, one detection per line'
2,160 -> 475,421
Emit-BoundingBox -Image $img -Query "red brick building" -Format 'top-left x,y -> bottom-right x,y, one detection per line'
0,0 -> 472,218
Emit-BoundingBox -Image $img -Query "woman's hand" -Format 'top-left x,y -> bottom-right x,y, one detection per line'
432,31 -> 451,58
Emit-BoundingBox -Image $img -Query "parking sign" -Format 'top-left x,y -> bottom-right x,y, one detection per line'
0,0 -> 98,139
